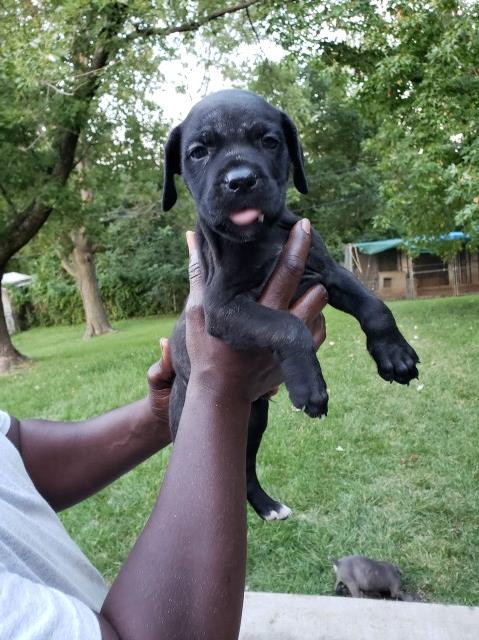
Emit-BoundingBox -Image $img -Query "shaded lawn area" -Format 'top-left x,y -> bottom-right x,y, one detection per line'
1,295 -> 478,605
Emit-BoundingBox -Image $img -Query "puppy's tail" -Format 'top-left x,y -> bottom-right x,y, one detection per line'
328,556 -> 339,571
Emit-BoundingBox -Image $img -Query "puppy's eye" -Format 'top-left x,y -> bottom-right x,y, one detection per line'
262,135 -> 279,150
189,145 -> 208,159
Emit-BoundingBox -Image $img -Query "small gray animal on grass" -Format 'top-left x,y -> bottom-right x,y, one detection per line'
331,555 -> 403,599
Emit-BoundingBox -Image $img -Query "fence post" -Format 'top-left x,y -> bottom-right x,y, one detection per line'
407,254 -> 416,299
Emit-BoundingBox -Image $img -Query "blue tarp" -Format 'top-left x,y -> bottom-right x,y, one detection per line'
352,239 -> 403,255
353,232 -> 470,255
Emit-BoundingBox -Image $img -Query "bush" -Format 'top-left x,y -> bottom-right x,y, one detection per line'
11,217 -> 190,328
98,217 -> 189,319
10,255 -> 84,328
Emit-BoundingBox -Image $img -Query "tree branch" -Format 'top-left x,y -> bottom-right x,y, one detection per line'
246,5 -> 263,48
60,256 -> 77,278
127,0 -> 263,41
0,5 -> 127,267
43,81 -> 75,96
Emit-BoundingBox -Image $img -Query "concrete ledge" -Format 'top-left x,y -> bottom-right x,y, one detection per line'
240,592 -> 479,640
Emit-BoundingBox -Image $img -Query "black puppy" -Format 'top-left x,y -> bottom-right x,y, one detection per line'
163,89 -> 419,520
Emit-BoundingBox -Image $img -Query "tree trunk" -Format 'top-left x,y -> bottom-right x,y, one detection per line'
0,268 -> 28,373
61,228 -> 113,339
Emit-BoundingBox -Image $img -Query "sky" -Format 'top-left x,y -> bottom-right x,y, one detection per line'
152,39 -> 285,123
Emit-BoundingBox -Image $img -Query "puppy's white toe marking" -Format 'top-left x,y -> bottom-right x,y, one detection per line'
263,503 -> 292,521
263,510 -> 279,521
276,503 -> 293,519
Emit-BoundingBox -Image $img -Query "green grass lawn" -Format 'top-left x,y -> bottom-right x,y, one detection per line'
1,295 -> 478,605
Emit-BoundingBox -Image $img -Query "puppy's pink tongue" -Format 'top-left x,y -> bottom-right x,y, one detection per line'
229,208 -> 261,226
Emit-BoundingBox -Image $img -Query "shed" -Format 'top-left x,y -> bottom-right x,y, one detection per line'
1,272 -> 33,334
344,234 -> 479,300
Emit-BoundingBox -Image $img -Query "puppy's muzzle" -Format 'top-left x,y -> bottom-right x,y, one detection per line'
223,166 -> 258,193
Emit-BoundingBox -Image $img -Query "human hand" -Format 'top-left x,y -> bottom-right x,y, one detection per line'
146,338 -> 174,431
185,219 -> 328,403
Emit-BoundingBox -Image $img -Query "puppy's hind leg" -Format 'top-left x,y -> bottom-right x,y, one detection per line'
247,396 -> 292,521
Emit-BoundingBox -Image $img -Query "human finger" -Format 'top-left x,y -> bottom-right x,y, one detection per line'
186,230 -> 204,307
260,219 -> 311,310
311,314 -> 326,348
290,283 -> 328,327
264,386 -> 280,399
147,338 -> 175,389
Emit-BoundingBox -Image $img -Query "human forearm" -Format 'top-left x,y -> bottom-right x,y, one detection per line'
13,398 -> 171,511
101,375 -> 251,640
98,222 -> 326,639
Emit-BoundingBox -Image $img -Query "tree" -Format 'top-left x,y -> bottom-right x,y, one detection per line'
0,1 -> 128,370
0,0 -> 265,372
265,0 -> 479,253
249,57 -> 379,258
60,226 -> 113,338
49,88 -> 168,338
358,1 -> 479,252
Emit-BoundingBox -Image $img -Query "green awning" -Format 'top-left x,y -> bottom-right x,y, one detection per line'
352,239 -> 403,255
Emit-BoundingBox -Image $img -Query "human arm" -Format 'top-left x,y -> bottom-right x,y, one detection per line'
6,353 -> 173,511
99,220 -> 327,639
5,219 -> 325,513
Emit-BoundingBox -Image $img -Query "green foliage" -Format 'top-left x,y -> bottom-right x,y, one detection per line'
361,1 -> 479,250
97,216 -> 190,318
0,0 -> 266,333
264,0 -> 479,253
10,256 -> 84,328
249,58 -> 380,259
0,0 -> 261,232
11,217 -> 190,327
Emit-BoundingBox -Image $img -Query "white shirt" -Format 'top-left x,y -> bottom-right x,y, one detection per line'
0,410 -> 104,639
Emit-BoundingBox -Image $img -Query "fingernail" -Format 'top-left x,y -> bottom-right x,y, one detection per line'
160,337 -> 167,351
301,218 -> 311,234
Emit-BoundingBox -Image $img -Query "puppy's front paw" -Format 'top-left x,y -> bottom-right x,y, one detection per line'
282,353 -> 329,418
368,331 -> 419,384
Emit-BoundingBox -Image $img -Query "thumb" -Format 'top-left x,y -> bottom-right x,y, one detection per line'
147,338 -> 175,389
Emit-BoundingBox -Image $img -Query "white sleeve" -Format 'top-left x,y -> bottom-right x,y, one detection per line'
0,569 -> 101,640
0,410 -> 11,436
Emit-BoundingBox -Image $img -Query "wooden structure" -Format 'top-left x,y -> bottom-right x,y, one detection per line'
344,235 -> 479,300
1,272 -> 32,334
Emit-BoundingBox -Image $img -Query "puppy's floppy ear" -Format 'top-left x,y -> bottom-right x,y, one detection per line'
281,112 -> 308,194
162,125 -> 182,211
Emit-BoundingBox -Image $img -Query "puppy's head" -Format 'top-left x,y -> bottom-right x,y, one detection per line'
162,89 -> 307,242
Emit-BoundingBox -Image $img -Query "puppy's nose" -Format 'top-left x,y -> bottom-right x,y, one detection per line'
224,166 -> 257,192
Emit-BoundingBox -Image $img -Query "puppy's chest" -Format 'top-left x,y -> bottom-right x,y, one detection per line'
216,245 -> 282,300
